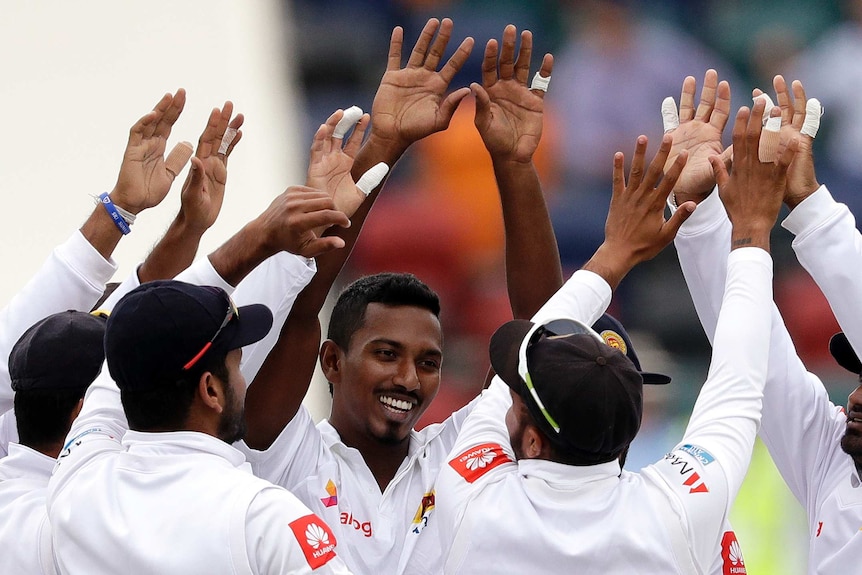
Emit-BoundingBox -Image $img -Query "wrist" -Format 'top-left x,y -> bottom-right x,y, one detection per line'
730,224 -> 771,252
362,133 -> 409,166
785,181 -> 821,211
673,190 -> 711,206
581,243 -> 636,290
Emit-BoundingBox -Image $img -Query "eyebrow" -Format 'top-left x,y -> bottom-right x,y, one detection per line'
369,338 -> 443,357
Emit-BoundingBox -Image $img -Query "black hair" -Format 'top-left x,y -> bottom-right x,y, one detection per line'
14,387 -> 87,451
327,272 -> 441,351
120,351 -> 230,432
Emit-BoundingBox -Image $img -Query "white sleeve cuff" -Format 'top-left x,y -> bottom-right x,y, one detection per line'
727,246 -> 773,271
175,256 -> 236,295
780,185 -> 836,236
58,231 -> 118,288
673,187 -> 727,238
531,269 -> 612,326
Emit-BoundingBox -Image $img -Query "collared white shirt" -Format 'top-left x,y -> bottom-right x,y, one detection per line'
241,400 -> 474,575
432,249 -> 772,574
675,185 -> 862,573
0,443 -> 57,575
48,370 -> 353,575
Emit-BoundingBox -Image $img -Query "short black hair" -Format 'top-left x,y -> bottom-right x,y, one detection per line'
327,272 -> 441,351
14,387 -> 86,450
120,351 -> 229,432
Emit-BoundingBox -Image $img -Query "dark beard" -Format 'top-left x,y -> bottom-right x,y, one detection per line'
218,383 -> 247,445
840,429 -> 862,472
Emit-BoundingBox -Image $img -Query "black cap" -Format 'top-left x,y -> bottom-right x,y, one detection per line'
830,332 -> 862,374
105,280 -> 273,391
10,311 -> 107,392
490,318 -> 643,463
592,313 -> 671,385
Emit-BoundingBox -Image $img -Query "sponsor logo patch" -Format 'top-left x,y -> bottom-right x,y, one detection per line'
721,531 -> 746,575
289,514 -> 338,569
411,491 -> 436,534
679,444 -> 715,466
340,512 -> 372,538
600,330 -> 627,354
321,479 -> 338,508
449,443 -> 512,483
663,452 -> 709,493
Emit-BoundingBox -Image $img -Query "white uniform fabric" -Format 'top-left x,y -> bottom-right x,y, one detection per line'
242,399 -> 475,575
431,250 -> 773,574
47,371 -> 352,575
46,250 -> 351,574
0,443 -> 58,575
0,230 -> 117,415
674,186 -> 862,574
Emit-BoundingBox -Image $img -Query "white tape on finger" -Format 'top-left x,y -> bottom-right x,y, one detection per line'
356,162 -> 389,196
530,72 -> 550,92
759,116 -> 781,163
218,128 -> 238,155
801,98 -> 823,139
661,97 -> 679,133
333,106 -> 364,139
753,93 -> 776,125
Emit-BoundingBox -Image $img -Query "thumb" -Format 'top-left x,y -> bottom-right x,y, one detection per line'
165,141 -> 194,180
184,156 -> 205,194
664,201 -> 697,237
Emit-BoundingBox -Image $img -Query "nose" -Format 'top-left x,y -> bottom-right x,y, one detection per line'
849,383 -> 862,410
393,360 -> 420,392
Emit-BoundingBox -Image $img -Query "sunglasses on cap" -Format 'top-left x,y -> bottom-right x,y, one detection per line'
183,290 -> 239,371
517,318 -> 604,434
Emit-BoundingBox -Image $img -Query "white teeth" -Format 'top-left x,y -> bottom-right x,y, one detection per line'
379,396 -> 413,412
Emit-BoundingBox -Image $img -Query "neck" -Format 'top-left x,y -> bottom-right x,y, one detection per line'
330,420 -> 411,491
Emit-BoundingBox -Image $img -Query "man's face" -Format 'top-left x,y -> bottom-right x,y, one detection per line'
217,348 -> 247,445
330,303 -> 442,445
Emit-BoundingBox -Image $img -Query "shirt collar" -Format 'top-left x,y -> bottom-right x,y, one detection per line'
122,430 -> 249,469
518,458 -> 622,486
317,419 -> 434,463
0,443 -> 56,481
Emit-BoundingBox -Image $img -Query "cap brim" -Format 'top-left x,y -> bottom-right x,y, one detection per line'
641,372 -> 671,385
830,332 -> 862,374
489,319 -> 534,394
216,303 -> 273,352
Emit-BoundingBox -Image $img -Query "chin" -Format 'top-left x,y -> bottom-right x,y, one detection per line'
840,432 -> 862,463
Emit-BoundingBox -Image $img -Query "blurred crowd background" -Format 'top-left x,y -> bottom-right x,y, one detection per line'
283,0 -> 862,570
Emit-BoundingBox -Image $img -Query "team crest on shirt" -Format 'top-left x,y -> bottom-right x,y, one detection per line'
720,531 -> 746,574
449,443 -> 512,483
600,330 -> 627,354
321,479 -> 338,508
289,514 -> 338,569
411,491 -> 436,534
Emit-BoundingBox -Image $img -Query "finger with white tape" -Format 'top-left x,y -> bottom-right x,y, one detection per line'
356,162 -> 389,196
661,97 -> 679,133
753,93 -> 776,125
758,115 -> 781,163
333,106 -> 364,139
530,72 -> 550,92
218,128 -> 238,155
801,98 -> 823,139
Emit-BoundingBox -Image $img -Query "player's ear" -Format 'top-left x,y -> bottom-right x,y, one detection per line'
198,371 -> 225,414
522,425 -> 545,459
320,340 -> 343,384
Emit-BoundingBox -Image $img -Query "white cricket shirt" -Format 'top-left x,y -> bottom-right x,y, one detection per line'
431,248 -> 773,574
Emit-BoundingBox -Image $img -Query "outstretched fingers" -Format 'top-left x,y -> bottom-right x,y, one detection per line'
153,89 -> 186,140
694,69 -> 718,122
408,18 -> 440,68
530,53 -> 554,99
481,39 -> 499,88
387,26 -> 404,71
709,80 -> 731,130
498,24 -> 518,80
424,17 -> 453,71
679,76 -> 697,122
627,136 -> 648,191
513,29 -> 533,85
438,36 -> 474,85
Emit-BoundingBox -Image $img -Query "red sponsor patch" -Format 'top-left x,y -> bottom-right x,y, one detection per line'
721,531 -> 746,575
682,471 -> 709,493
289,513 -> 338,569
448,442 -> 513,483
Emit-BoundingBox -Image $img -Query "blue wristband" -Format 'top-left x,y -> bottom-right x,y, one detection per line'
98,193 -> 132,235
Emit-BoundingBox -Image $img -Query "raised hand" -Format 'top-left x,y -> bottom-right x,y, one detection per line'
752,76 -> 820,209
711,98 -> 797,252
662,70 -> 732,204
371,18 -> 474,153
111,89 -> 192,214
472,25 -> 553,163
584,134 -> 693,289
178,101 -> 244,234
307,108 -> 371,216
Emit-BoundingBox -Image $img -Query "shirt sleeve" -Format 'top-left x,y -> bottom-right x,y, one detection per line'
644,247 -> 773,571
783,185 -> 862,360
245,488 -> 353,575
0,409 -> 18,457
0,230 -> 117,413
674,190 -> 845,511
238,405 -> 325,489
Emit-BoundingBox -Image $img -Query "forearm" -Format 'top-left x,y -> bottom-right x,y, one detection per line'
79,203 -> 125,261
137,214 -> 206,283
493,157 -> 563,319
206,219 -> 275,288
